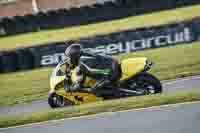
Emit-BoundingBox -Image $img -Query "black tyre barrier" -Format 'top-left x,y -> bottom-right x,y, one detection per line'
36,12 -> 50,30
0,56 -> 2,73
116,0 -> 126,5
56,9 -> 70,27
191,18 -> 200,41
47,10 -> 63,29
0,18 -> 200,73
23,14 -> 39,32
28,47 -> 42,68
15,49 -> 34,70
0,51 -> 18,73
0,0 -> 200,37
12,16 -> 28,34
2,17 -> 15,36
0,21 -> 6,37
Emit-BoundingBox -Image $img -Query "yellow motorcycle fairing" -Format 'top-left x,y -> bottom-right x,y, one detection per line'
49,57 -> 148,105
50,75 -> 65,90
56,89 -> 102,105
50,79 -> 102,105
49,64 -> 101,105
120,57 -> 147,81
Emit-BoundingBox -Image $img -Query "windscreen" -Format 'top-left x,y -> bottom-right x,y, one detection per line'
51,59 -> 70,77
51,65 -> 65,78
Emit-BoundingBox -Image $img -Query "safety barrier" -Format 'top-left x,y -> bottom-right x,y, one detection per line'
0,0 -> 199,37
0,18 -> 200,73
0,51 -> 18,73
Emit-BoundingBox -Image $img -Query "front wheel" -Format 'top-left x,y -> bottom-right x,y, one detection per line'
48,93 -> 74,108
127,72 -> 162,95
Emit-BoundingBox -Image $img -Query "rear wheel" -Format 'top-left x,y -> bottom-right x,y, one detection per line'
48,93 -> 74,108
127,72 -> 162,95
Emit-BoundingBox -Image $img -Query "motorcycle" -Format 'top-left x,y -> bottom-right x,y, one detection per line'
48,57 -> 162,108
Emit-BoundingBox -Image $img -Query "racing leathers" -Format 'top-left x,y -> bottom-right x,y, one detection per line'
64,51 -> 120,94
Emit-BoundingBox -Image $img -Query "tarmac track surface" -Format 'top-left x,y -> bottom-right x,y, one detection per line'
1,102 -> 200,133
0,75 -> 200,115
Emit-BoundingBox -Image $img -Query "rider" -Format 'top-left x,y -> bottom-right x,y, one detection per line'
63,44 -> 120,94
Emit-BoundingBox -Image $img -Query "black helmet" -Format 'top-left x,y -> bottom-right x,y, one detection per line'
65,44 -> 82,67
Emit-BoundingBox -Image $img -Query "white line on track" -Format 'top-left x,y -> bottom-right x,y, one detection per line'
1,101 -> 200,131
162,75 -> 200,85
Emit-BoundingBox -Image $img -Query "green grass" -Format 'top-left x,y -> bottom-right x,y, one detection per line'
0,90 -> 200,128
0,42 -> 200,107
0,5 -> 200,50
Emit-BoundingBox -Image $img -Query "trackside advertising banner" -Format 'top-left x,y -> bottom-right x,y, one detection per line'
39,27 -> 192,66
35,18 -> 200,67
83,27 -> 192,55
0,18 -> 200,73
